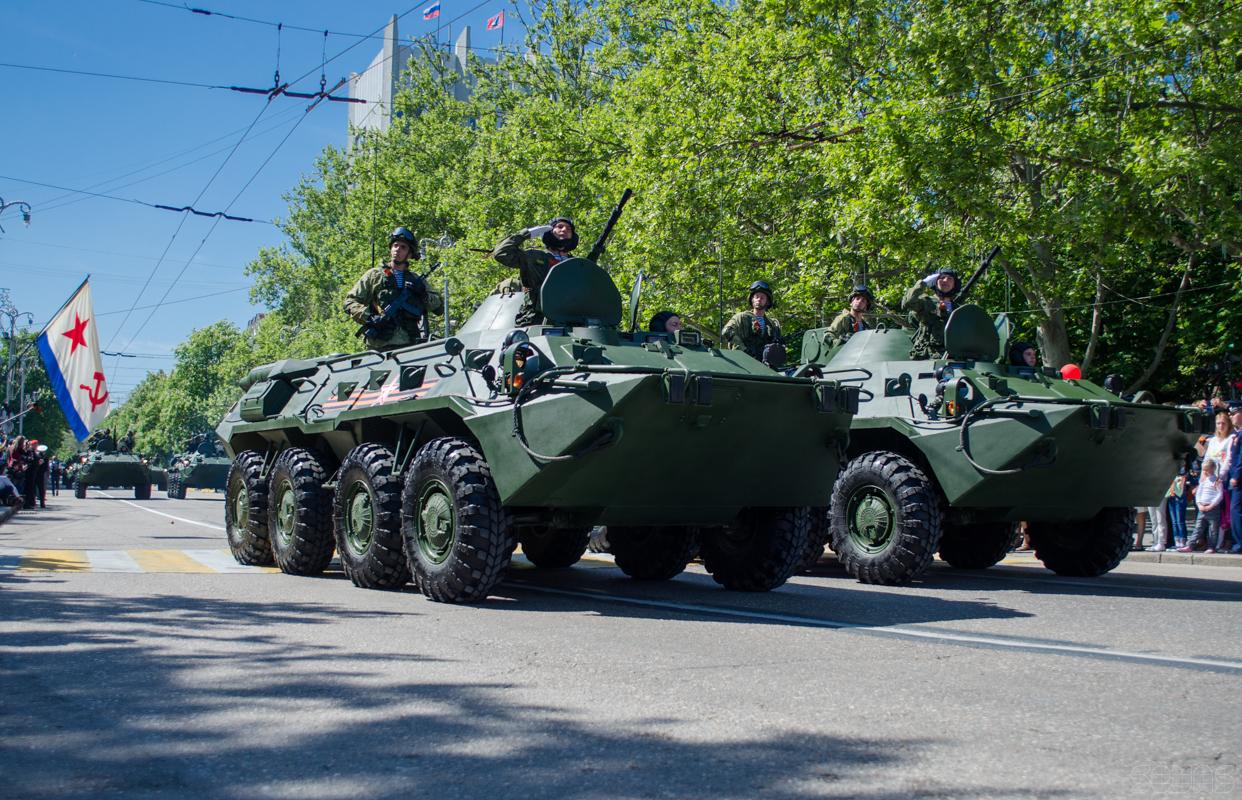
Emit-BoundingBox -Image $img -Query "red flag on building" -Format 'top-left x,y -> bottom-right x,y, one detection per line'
487,10 -> 505,30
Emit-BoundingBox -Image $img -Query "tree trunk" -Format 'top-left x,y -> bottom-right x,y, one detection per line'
1081,271 -> 1105,374
1126,255 -> 1195,394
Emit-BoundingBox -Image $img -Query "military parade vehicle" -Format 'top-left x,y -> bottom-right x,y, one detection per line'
73,430 -> 152,500
795,301 -> 1211,584
166,434 -> 231,498
216,256 -> 859,604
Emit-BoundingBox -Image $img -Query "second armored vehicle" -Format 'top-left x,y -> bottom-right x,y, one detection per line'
74,432 -> 152,500
798,303 -> 1209,584
166,434 -> 231,498
217,258 -> 858,603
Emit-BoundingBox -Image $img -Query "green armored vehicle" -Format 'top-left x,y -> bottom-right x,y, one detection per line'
797,303 -> 1209,584
217,258 -> 858,603
73,431 -> 152,500
166,434 -> 230,498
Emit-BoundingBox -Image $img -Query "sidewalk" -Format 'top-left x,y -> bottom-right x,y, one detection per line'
1125,549 -> 1242,568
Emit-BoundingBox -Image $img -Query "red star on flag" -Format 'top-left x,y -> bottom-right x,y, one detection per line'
63,313 -> 89,355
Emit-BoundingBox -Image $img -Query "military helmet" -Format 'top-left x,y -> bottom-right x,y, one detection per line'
389,227 -> 417,247
748,280 -> 775,309
849,285 -> 875,309
934,268 -> 960,295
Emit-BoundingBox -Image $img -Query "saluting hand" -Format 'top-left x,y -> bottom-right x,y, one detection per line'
525,224 -> 553,239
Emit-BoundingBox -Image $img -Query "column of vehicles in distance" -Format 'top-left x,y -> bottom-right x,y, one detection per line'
216,247 -> 859,604
165,434 -> 231,499
71,430 -> 153,500
793,254 -> 1211,585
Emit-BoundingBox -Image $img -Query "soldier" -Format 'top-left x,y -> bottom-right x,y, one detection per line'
902,268 -> 960,357
648,310 -> 682,334
721,281 -> 783,362
345,227 -> 444,351
826,286 -> 875,345
118,429 -> 135,454
491,217 -> 579,325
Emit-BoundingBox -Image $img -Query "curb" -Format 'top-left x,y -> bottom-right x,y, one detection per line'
1125,550 -> 1242,568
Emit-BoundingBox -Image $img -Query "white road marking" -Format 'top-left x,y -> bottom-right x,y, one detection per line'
182,549 -> 269,573
100,493 -> 225,531
85,550 -> 143,572
507,583 -> 1242,673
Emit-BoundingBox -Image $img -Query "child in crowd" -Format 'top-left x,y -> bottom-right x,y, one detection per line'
1182,458 -> 1224,552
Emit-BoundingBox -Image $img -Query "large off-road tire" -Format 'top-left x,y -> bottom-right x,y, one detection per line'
609,526 -> 699,581
333,443 -> 411,590
1029,507 -> 1134,577
134,481 -> 151,500
799,506 -> 832,570
267,448 -> 335,576
518,526 -> 591,568
225,451 -> 273,566
828,451 -> 942,585
167,473 -> 186,500
700,507 -> 809,592
74,479 -> 86,499
939,522 -> 1017,569
402,437 -> 513,603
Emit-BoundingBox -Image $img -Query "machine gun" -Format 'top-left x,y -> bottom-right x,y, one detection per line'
954,245 -> 1001,305
586,188 -> 633,263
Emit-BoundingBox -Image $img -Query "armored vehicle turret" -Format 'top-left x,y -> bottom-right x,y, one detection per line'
217,259 -> 858,603
166,434 -> 230,498
797,303 -> 1210,584
73,430 -> 152,500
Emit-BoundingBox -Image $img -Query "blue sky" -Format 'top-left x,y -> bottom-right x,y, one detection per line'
1,1 -> 515,403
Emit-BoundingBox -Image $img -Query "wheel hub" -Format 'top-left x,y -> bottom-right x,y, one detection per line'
344,481 -> 375,554
231,485 -> 249,530
848,485 -> 895,553
417,481 -> 455,565
275,480 -> 296,543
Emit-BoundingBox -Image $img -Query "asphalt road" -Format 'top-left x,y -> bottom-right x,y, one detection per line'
2,492 -> 1240,799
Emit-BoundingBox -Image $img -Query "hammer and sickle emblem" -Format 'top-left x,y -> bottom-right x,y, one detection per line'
79,371 -> 109,412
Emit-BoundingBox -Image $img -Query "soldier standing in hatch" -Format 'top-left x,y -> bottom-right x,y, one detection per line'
721,281 -> 783,361
902,268 -> 961,357
345,227 -> 444,351
491,217 -> 580,325
118,429 -> 135,454
826,286 -> 876,345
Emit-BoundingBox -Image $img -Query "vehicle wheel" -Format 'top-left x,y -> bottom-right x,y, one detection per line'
402,437 -> 513,603
225,451 -> 273,566
134,481 -> 151,500
518,526 -> 590,568
700,507 -> 809,592
168,473 -> 185,500
609,526 -> 698,581
1029,507 -> 1134,577
828,451 -> 942,585
268,448 -> 335,576
799,506 -> 831,570
333,443 -> 411,589
939,522 -> 1017,569
74,479 -> 86,499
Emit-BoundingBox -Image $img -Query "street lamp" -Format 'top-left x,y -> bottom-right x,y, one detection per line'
0,196 -> 33,234
0,289 -> 34,433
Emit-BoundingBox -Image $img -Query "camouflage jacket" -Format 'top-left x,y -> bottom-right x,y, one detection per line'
901,283 -> 955,357
344,265 -> 443,350
721,311 -> 782,360
826,310 -> 870,344
491,232 -> 574,325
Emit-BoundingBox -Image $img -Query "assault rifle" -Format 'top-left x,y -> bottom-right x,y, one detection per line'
356,262 -> 442,340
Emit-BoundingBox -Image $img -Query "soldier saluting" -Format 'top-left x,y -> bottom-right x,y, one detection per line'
345,227 -> 444,350
902,268 -> 960,357
491,217 -> 579,326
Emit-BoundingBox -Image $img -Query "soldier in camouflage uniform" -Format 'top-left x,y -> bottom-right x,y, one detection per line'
901,268 -> 960,358
826,286 -> 875,345
491,217 -> 579,325
721,281 -> 783,361
344,227 -> 444,351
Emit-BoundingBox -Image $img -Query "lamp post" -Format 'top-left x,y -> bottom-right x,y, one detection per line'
0,290 -> 34,434
0,197 -> 33,234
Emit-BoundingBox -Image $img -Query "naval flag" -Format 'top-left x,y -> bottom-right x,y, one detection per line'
36,278 -> 110,441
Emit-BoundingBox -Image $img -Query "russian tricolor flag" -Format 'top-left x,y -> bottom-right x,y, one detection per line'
423,2 -> 441,20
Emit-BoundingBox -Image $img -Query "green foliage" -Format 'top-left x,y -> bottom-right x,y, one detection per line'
2,331 -> 70,451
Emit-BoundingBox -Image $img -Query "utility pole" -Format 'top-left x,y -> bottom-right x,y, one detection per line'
17,355 -> 28,436
0,289 -> 34,434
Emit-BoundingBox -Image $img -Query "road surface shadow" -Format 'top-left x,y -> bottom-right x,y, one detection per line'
0,580 -> 1070,800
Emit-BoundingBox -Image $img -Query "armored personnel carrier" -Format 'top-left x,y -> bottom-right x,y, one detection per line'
73,431 -> 152,499
166,434 -> 230,498
797,303 -> 1209,584
217,258 -> 858,603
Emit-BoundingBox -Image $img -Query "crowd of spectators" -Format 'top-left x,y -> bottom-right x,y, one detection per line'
0,433 -> 60,514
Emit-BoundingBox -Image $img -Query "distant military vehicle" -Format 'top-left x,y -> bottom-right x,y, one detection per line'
217,258 -> 858,603
166,434 -> 230,499
73,430 -> 152,499
796,303 -> 1210,584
